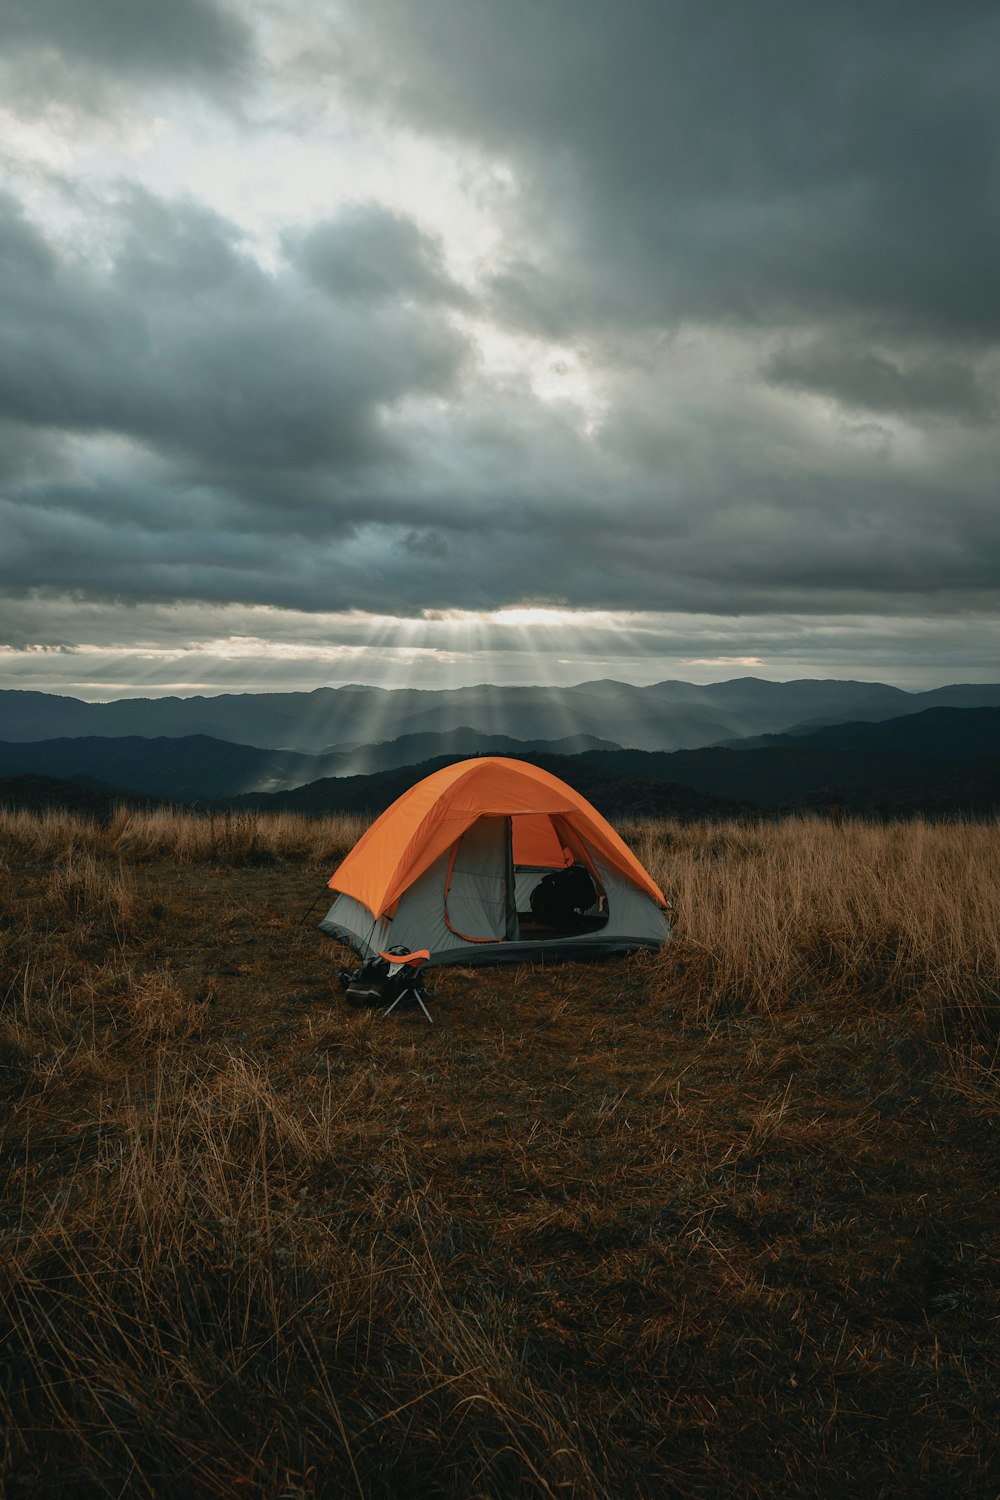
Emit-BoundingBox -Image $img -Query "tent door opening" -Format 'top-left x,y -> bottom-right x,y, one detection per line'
512,812 -> 609,940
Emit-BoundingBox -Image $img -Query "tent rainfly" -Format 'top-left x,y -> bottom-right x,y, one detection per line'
320,756 -> 672,966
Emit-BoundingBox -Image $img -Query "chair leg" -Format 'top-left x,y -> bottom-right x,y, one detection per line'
414,991 -> 434,1024
383,984 -> 433,1023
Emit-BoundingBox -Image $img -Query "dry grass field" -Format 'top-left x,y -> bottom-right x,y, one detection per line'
0,807 -> 997,1498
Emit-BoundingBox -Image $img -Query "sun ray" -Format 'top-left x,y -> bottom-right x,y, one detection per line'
6,603 -> 1000,699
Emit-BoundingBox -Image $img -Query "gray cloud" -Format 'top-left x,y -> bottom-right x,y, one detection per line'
0,0 -> 251,106
332,0 -> 1000,436
3,594 -> 999,697
0,189 -> 466,477
337,1 -> 1000,330
0,2 -> 998,686
294,204 -> 469,307
764,337 -> 998,425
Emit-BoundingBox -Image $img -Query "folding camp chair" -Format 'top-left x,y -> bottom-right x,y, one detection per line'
379,949 -> 433,1023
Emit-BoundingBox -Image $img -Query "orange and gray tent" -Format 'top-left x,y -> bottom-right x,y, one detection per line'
320,757 -> 671,966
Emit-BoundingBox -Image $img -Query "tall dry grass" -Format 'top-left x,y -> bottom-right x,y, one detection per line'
0,1044 -> 609,1496
3,806 -> 997,1047
0,806 -> 997,1495
0,804 -> 371,866
626,816 -> 1000,1045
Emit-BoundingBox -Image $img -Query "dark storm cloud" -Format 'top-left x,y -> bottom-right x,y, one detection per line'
1,0 -> 998,654
294,204 -> 469,307
0,184 -> 484,615
338,0 -> 1000,418
0,189 -> 465,477
0,0 -> 250,101
764,338 -> 998,426
1,167 -> 998,627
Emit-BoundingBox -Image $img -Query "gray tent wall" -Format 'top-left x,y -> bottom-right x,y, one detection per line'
320,813 -> 671,967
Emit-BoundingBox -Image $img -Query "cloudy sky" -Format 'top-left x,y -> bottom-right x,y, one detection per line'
1,0 -> 998,697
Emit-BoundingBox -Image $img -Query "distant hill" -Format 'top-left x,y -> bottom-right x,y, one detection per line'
0,763 -> 747,823
0,736 -> 313,802
3,678 -> 999,754
0,727 -> 624,802
564,706 -> 1000,815
229,762 -> 752,821
230,705 -> 1000,819
1,704 -> 997,820
571,747 -> 1000,816
723,706 -> 1000,758
324,727 -> 622,767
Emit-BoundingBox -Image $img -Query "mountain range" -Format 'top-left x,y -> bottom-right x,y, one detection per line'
1,704 -> 997,820
4,677 -> 1000,755
221,706 -> 1000,820
0,728 -> 620,802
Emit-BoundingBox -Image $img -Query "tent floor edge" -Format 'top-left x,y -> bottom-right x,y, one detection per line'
319,918 -> 667,971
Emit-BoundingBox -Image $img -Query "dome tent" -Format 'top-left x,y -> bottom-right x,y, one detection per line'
320,757 -> 671,967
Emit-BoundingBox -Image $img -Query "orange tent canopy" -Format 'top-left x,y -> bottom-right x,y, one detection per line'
328,757 -> 666,915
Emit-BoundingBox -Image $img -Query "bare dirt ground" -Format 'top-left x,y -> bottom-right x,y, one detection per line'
0,811 -> 997,1497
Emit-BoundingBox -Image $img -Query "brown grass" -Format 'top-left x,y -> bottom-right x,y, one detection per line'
0,808 -> 996,1497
